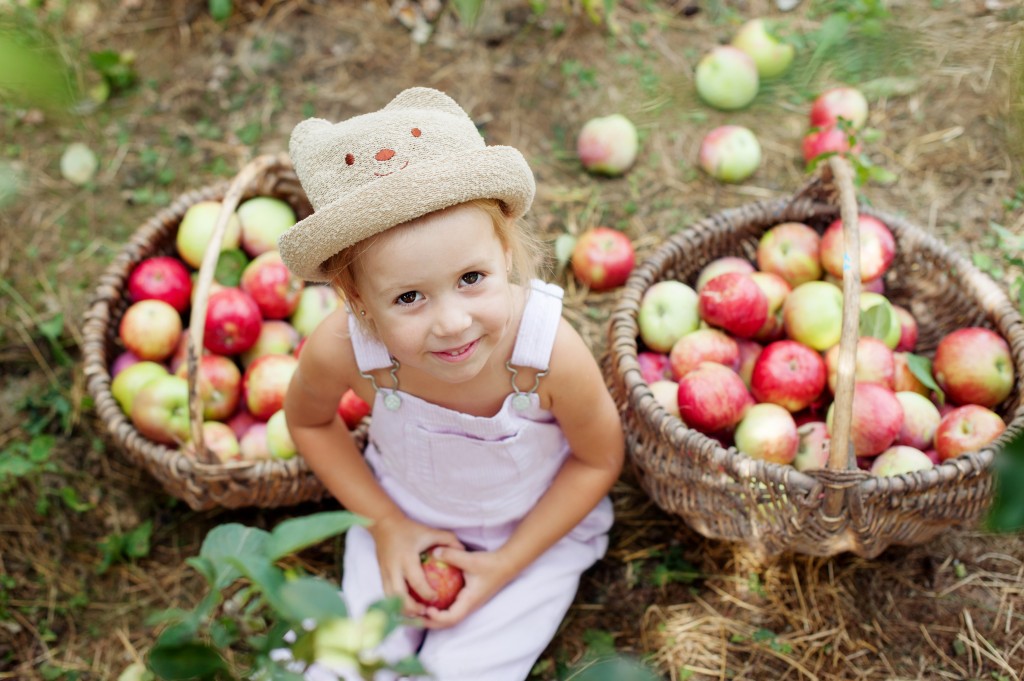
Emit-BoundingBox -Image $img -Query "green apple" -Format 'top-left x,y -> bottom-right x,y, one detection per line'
782,280 -> 844,351
111,361 -> 168,415
695,46 -> 759,111
638,280 -> 700,353
130,374 -> 190,446
237,196 -> 296,257
266,409 -> 297,459
731,19 -> 795,79
176,200 -> 242,269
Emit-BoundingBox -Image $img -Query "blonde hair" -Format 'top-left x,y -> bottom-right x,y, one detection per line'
325,199 -> 545,332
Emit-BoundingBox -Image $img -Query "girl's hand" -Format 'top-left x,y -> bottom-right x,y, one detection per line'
369,515 -> 462,617
417,546 -> 517,629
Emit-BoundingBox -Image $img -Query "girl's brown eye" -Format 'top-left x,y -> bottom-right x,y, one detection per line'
345,153 -> 355,165
411,128 -> 421,137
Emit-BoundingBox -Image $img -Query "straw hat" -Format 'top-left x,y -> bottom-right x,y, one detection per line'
278,87 -> 537,282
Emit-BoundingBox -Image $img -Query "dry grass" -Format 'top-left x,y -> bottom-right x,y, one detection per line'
2,1 -> 1024,679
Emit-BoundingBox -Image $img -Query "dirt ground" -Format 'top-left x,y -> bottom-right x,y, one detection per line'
2,1 -> 1024,679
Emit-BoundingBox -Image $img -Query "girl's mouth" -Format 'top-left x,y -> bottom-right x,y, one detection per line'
432,339 -> 478,363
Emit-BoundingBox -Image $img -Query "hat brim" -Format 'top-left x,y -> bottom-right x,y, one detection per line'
279,145 -> 535,283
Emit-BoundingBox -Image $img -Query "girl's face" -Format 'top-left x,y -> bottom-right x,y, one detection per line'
352,203 -> 514,385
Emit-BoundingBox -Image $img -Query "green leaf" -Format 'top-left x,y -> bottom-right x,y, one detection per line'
390,656 -> 429,677
265,511 -> 367,561
59,486 -> 93,512
905,353 -> 944,403
208,0 -> 233,21
226,554 -> 287,612
155,619 -> 200,648
859,76 -> 920,98
199,523 -> 270,590
450,0 -> 485,27
147,642 -> 225,680
276,577 -> 348,623
37,314 -> 63,342
986,429 -> 1024,532
582,628 -> 617,656
859,304 -> 893,341
554,233 -> 577,272
125,520 -> 153,559
185,556 -> 217,585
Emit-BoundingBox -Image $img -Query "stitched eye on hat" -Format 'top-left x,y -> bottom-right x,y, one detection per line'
344,153 -> 355,166
411,128 -> 421,137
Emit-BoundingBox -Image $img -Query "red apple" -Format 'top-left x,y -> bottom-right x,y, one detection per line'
695,46 -> 759,111
668,328 -> 739,380
226,405 -> 258,440
637,351 -> 673,384
698,125 -> 761,183
119,299 -> 183,362
823,336 -> 895,394
893,304 -> 919,352
698,271 -> 768,338
894,391 -> 941,451
819,215 -> 896,283
240,251 -> 304,320
734,402 -> 799,464
934,405 -> 1006,461
749,271 -> 791,342
174,354 -> 242,422
176,200 -> 242,269
570,227 -> 635,292
735,338 -> 763,389
793,421 -> 830,472
751,340 -> 827,413
826,382 -> 904,458
933,327 -> 1014,408
111,350 -> 142,378
130,374 -> 191,446
200,421 -> 241,463
240,320 -> 301,368
695,256 -> 755,292
782,280 -> 844,351
244,354 -> 299,421
576,114 -> 639,176
810,86 -> 869,130
870,445 -> 933,477
237,196 -> 297,257
676,362 -> 754,434
290,285 -> 340,338
637,280 -> 700,352
239,423 -> 271,461
756,222 -> 822,288
338,388 -> 371,429
203,287 -> 262,356
128,256 -> 193,313
802,125 -> 862,164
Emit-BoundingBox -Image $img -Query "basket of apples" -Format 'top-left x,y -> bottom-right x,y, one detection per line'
82,154 -> 369,510
604,156 -> 1024,559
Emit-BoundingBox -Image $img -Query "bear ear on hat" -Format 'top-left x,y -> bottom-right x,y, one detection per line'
385,87 -> 469,120
289,118 -> 332,156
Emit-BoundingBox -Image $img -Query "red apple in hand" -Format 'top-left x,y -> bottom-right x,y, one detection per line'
570,227 -> 635,292
698,272 -> 768,338
750,340 -> 827,413
240,251 -> 304,320
119,299 -> 183,362
934,405 -> 1006,462
338,389 -> 371,429
933,327 -> 1014,408
676,362 -> 753,434
409,547 -> 465,611
204,287 -> 263,356
128,256 -> 193,312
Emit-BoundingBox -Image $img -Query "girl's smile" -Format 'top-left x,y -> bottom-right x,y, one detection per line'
432,339 -> 479,363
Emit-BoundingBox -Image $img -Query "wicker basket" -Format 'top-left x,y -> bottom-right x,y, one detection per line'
604,157 -> 1024,559
82,153 -> 365,511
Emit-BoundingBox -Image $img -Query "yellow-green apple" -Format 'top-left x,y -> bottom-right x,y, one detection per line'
337,388 -> 371,429
119,299 -> 183,362
111,360 -> 168,415
175,200 -> 242,269
756,222 -> 822,288
734,402 -> 799,464
793,421 -> 830,472
782,280 -> 843,351
570,227 -> 635,292
823,336 -> 895,394
820,215 -> 896,283
695,256 -> 755,291
200,421 -> 240,463
894,391 -> 941,451
751,339 -> 827,412
669,328 -> 739,379
801,125 -> 862,164
128,256 -> 192,313
826,382 -> 903,457
870,445 -> 933,477
111,351 -> 142,378
676,362 -> 754,434
698,125 -> 761,183
203,287 -> 263,356
893,351 -> 930,397
810,86 -> 869,130
226,405 -> 258,440
648,379 -> 681,419
934,404 -> 1006,461
240,320 -> 301,368
239,422 -> 271,461
893,304 -> 918,352
637,351 -> 672,384
735,338 -> 763,389
730,18 -> 794,78
933,327 -> 1014,408
695,46 -> 759,111
240,251 -> 304,320
266,409 -> 297,459
698,271 -> 768,338
174,354 -> 242,421
576,114 -> 639,176
244,353 -> 299,420
290,285 -> 340,338
858,292 -> 901,349
750,271 -> 791,342
237,196 -> 296,257
130,374 -> 190,446
638,280 -> 700,352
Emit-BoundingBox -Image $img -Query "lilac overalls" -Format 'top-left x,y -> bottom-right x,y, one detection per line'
307,280 -> 614,681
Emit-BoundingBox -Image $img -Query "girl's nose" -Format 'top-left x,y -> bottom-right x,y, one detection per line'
375,148 -> 395,162
433,302 -> 472,338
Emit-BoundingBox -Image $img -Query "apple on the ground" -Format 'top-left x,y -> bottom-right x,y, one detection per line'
870,445 -> 933,477
698,271 -> 768,338
237,196 -> 297,257
782,280 -> 844,351
934,404 -> 1006,461
801,125 -> 862,164
176,200 -> 242,269
676,362 -> 754,434
734,402 -> 799,464
570,227 -> 635,292
933,327 -> 1014,408
128,256 -> 193,313
669,328 -> 739,380
698,125 -> 761,183
119,299 -> 183,362
130,374 -> 191,446
695,46 -> 759,111
730,18 -> 794,79
751,339 -> 827,412
576,114 -> 639,177
637,280 -> 700,353
810,87 -> 869,130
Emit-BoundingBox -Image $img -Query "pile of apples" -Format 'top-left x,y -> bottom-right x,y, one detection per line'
109,197 -> 371,464
635,216 -> 1014,477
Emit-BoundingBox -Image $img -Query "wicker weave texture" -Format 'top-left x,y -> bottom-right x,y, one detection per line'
82,155 -> 364,511
605,189 -> 1024,559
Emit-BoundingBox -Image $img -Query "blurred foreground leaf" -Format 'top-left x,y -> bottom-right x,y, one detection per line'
0,20 -> 76,111
987,428 -> 1024,533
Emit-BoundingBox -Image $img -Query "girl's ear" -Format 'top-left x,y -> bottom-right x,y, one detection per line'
504,250 -> 513,276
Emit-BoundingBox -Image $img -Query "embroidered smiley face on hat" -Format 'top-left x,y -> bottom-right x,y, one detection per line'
278,87 -> 536,283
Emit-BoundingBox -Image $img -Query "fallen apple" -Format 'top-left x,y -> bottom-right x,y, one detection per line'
576,114 -> 639,176
731,18 -> 795,79
698,125 -> 761,183
570,227 -> 635,292
695,46 -> 759,111
809,86 -> 869,130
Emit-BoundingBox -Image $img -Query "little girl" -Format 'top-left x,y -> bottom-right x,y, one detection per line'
277,87 -> 624,681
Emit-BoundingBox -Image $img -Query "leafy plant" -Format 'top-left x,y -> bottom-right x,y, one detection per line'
146,511 -> 424,681
89,50 -> 138,102
97,520 -> 154,574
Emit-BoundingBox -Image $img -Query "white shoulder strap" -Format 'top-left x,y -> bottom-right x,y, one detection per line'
509,280 -> 564,372
347,312 -> 394,373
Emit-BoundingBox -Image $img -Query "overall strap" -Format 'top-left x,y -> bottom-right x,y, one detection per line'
509,279 -> 564,372
347,312 -> 394,373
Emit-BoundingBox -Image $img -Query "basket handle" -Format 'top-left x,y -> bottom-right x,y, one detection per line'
822,155 -> 862,518
185,154 -> 282,463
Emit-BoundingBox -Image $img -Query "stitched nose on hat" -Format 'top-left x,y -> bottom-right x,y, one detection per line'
375,149 -> 395,162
